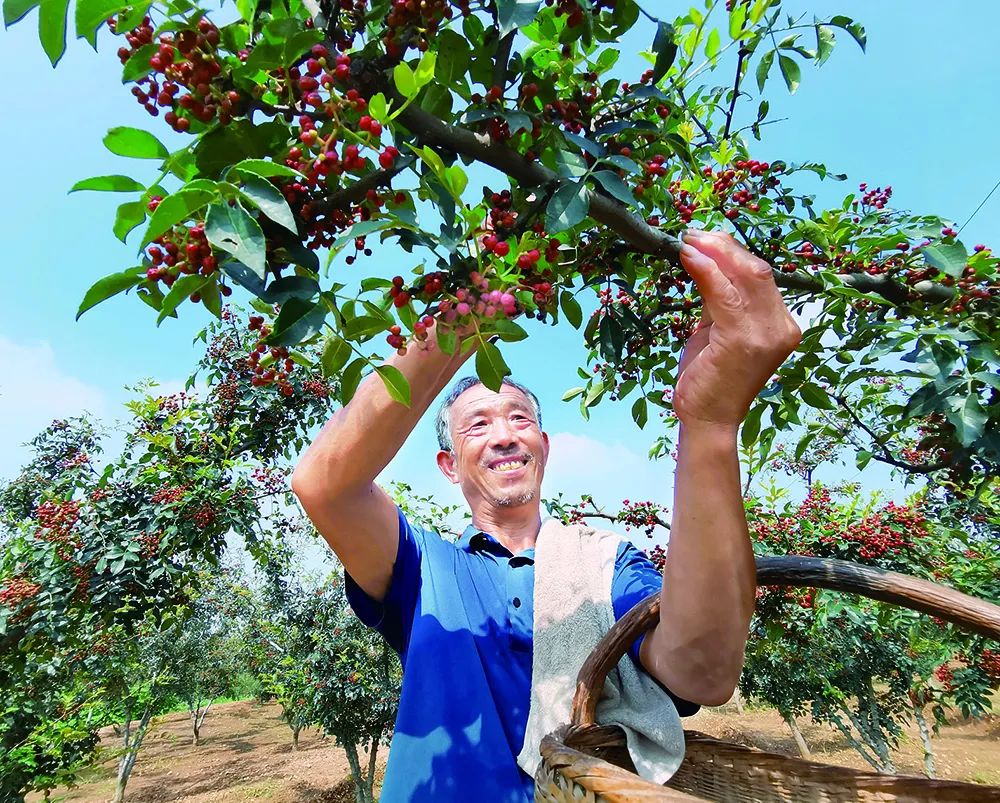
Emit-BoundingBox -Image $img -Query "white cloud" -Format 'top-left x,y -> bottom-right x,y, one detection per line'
0,337 -> 110,480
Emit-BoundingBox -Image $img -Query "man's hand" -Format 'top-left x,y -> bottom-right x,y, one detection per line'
674,229 -> 802,429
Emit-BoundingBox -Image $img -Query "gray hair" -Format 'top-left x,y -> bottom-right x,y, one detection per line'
435,376 -> 543,452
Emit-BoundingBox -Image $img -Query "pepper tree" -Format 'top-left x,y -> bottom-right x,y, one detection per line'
4,0 -> 998,496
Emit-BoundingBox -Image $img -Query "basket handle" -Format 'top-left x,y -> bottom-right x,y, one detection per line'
569,554 -> 1000,729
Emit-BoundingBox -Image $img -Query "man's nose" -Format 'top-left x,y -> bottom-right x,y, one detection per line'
489,418 -> 517,448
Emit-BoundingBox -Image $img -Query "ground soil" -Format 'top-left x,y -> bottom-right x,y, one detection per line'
33,697 -> 1000,802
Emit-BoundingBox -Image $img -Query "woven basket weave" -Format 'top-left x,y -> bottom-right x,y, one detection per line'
536,555 -> 1000,802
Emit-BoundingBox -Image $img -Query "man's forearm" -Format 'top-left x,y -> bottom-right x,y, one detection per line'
643,421 -> 756,705
293,331 -> 476,495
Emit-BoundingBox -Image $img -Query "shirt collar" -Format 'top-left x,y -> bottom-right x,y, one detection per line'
457,525 -> 535,561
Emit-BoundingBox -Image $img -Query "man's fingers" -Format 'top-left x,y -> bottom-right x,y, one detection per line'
679,243 -> 743,324
684,229 -> 777,288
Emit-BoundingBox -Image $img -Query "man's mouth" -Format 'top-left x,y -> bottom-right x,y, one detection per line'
487,456 -> 530,473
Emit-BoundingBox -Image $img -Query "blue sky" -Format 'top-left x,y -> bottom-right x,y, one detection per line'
1,2 -> 998,544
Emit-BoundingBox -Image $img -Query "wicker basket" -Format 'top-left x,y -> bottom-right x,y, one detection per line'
536,555 -> 1000,802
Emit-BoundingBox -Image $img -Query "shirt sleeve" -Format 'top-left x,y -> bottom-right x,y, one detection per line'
612,540 -> 701,717
344,505 -> 422,657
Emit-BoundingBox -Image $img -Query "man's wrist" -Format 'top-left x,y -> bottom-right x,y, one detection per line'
677,418 -> 739,448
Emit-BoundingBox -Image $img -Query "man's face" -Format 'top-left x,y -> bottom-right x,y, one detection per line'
437,384 -> 549,512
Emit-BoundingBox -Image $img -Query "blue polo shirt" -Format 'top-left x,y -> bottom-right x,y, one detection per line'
344,506 -> 697,802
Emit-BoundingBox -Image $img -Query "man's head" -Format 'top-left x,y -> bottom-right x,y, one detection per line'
435,377 -> 549,514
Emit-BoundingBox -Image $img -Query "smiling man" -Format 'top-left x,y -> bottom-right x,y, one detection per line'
292,230 -> 802,801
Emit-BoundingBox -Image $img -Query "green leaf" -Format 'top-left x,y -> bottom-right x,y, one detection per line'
205,201 -> 266,277
631,396 -> 647,429
200,280 -> 221,318
828,15 -> 866,51
704,28 -> 721,61
121,42 -> 157,82
38,0 -> 69,66
444,164 -> 468,199
756,49 -> 774,92
741,402 -> 765,448
344,315 -> 387,340
560,291 -> 583,329
3,0 -> 39,25
778,54 -> 800,94
815,24 -> 836,66
157,275 -> 210,324
475,340 -> 510,391
235,0 -> 257,23
103,126 -> 169,160
855,449 -> 873,470
592,170 -> 635,206
339,357 -> 366,404
414,51 -> 436,87
368,93 -> 389,122
228,158 -> 301,180
261,276 -> 319,304
76,266 -> 146,319
436,326 -> 458,356
948,393 -> 987,447
584,378 -> 605,408
728,3 -> 747,39
435,29 -> 470,84
114,200 -> 147,242
545,182 -> 590,233
239,177 -> 297,233
76,0 -> 128,46
799,382 -> 834,410
922,241 -> 968,279
267,297 -> 326,346
70,174 -> 145,193
794,219 -> 829,250
394,61 -> 416,97
142,188 -> 216,246
562,386 -> 585,401
491,318 -> 528,342
497,0 -> 542,35
321,334 -> 352,377
375,364 -> 411,407
650,21 -> 677,82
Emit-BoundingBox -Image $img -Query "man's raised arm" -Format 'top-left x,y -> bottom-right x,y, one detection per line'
292,326 -> 475,601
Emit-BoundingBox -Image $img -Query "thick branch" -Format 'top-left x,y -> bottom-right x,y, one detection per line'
344,61 -> 959,309
313,156 -> 414,214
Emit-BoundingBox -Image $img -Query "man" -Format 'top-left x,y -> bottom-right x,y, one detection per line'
292,230 -> 802,800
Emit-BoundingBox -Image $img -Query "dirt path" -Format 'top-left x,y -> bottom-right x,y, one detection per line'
34,701 -> 384,803
36,697 -> 1000,801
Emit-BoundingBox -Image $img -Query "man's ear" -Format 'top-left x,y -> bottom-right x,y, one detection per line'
541,431 -> 550,466
437,450 -> 460,484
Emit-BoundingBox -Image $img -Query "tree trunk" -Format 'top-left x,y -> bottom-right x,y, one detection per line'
731,687 -> 745,716
912,701 -> 936,778
292,725 -> 300,751
782,712 -> 811,758
112,705 -> 154,803
830,710 -> 882,772
344,741 -> 367,803
366,727 -> 383,801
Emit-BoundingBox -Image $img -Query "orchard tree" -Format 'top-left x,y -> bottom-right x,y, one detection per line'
0,309 -> 334,802
3,0 -> 998,501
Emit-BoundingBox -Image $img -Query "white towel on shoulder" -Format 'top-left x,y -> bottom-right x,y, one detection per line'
516,516 -> 685,785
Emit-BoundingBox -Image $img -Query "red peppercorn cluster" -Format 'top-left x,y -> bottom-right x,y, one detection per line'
247,315 -> 296,395
58,450 -> 91,470
137,530 -> 162,558
35,499 -> 83,560
111,15 -> 233,132
976,649 -> 1000,685
383,0 -> 466,57
647,544 -> 666,573
617,498 -> 664,536
145,206 -> 228,296
151,485 -> 187,505
0,576 -> 42,610
934,663 -> 955,692
858,182 -> 892,210
544,0 -> 616,28
190,503 -> 217,529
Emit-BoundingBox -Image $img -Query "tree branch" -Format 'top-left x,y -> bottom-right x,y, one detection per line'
722,47 -> 749,140
313,156 -> 415,214
493,31 -> 516,91
829,392 -> 948,474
